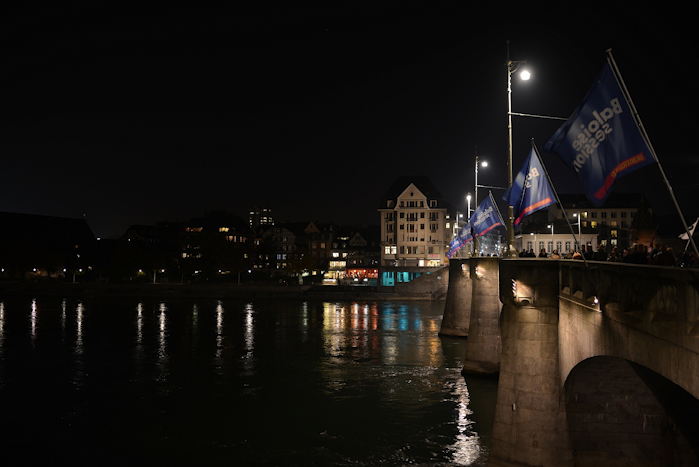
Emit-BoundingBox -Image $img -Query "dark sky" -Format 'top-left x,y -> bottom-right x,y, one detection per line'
1,5 -> 697,238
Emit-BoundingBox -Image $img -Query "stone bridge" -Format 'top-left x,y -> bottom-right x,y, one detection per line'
441,258 -> 699,466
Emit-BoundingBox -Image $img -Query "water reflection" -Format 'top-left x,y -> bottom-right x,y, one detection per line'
243,303 -> 254,355
73,302 -> 86,388
30,299 -> 37,344
192,303 -> 199,351
0,298 -> 493,466
449,375 -> 482,464
75,302 -> 84,355
0,302 -> 4,352
157,303 -> 167,368
215,301 -> 224,363
136,303 -> 144,346
300,301 -> 309,340
61,299 -> 67,336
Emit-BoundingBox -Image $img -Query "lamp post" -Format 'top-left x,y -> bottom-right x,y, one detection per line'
465,193 -> 473,256
573,213 -> 582,250
474,155 -> 489,256
547,224 -> 554,254
505,51 -> 530,258
474,153 -> 488,210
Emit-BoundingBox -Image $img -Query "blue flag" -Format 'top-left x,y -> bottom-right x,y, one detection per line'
503,147 -> 556,225
544,62 -> 655,206
470,192 -> 506,237
446,222 -> 473,258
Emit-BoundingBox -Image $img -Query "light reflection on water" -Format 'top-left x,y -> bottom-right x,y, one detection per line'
0,297 -> 493,466
30,299 -> 37,344
0,302 -> 4,351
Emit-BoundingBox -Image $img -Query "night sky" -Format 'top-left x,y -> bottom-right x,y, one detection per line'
2,6 -> 697,238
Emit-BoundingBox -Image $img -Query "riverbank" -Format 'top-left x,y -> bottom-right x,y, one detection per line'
0,281 -> 442,301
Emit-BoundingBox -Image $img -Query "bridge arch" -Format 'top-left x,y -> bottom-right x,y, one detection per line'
564,356 -> 699,466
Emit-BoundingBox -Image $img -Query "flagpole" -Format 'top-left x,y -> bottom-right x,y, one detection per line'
606,49 -> 699,259
531,140 -> 587,264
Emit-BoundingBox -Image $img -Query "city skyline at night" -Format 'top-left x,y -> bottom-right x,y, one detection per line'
1,6 -> 696,238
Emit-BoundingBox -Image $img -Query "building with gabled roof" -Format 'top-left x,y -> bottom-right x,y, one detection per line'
377,177 -> 453,286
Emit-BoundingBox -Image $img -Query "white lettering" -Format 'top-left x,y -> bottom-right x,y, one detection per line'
569,96 -> 624,172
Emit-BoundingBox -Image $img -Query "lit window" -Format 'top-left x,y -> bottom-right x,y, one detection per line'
219,227 -> 230,232
332,252 -> 339,258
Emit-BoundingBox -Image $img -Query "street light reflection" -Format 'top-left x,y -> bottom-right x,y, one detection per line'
449,377 -> 482,464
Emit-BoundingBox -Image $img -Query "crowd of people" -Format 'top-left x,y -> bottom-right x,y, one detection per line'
518,243 -> 699,268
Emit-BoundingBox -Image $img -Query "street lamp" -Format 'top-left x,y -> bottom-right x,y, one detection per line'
465,193 -> 472,219
474,153 -> 489,213
505,52 -> 530,258
505,42 -> 567,258
573,213 -> 582,251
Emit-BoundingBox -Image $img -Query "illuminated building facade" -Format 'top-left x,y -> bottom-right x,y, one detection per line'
377,177 -> 453,286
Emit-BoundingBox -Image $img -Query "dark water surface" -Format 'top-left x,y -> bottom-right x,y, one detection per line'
0,297 -> 497,466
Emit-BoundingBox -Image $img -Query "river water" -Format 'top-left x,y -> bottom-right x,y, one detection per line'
0,297 -> 497,466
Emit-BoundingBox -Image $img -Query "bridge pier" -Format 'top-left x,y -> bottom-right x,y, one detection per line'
439,259 -> 472,337
489,259 -> 573,466
462,257 -> 502,375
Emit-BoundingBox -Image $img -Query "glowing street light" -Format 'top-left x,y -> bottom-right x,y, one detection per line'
505,42 -> 566,258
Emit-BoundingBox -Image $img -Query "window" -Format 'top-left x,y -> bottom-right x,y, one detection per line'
591,221 -> 598,228
527,241 -> 533,250
430,200 -> 437,207
610,221 -> 618,227
611,212 -> 617,218
386,224 -> 394,233
539,241 -> 544,251
428,247 -> 434,254
429,212 -> 439,221
591,212 -> 597,218
446,223 -> 450,229
400,212 -> 405,218
565,241 -> 571,252
430,223 -> 438,232
420,224 -> 425,230
556,241 -> 562,252
547,241 -> 553,253
420,212 -> 425,218
399,224 -> 404,230
219,227 -> 230,232
601,212 -> 607,218
611,229 -> 618,237
620,212 -> 627,218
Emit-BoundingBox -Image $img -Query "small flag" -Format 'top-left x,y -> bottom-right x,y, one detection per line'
503,146 -> 556,225
447,222 -> 473,258
470,192 -> 506,237
679,217 -> 698,240
544,62 -> 655,206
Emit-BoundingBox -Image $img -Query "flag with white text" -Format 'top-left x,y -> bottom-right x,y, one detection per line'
544,62 -> 655,206
470,192 -> 506,237
503,146 -> 556,225
446,222 -> 473,258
